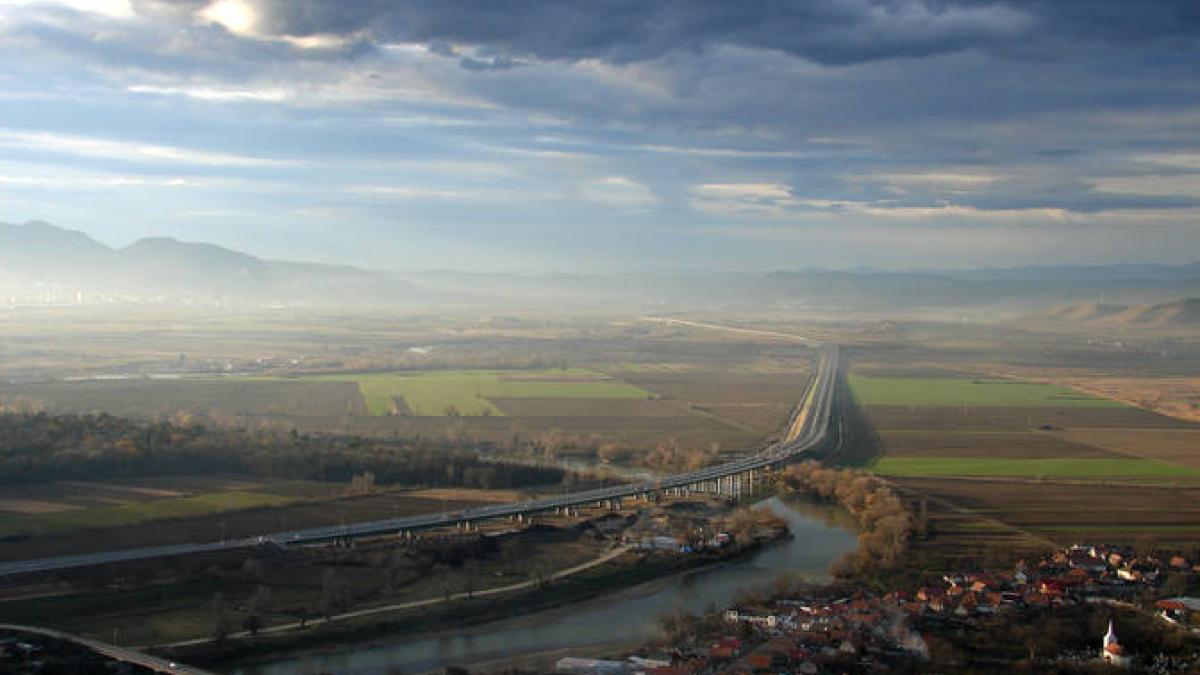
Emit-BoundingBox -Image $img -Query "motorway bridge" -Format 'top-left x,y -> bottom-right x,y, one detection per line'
0,346 -> 840,577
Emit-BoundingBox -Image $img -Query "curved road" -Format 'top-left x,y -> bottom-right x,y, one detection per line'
0,347 -> 839,577
0,623 -> 213,674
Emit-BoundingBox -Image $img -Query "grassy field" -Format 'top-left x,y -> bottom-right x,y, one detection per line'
1051,428 -> 1200,468
848,375 -> 1125,408
873,430 -> 1120,459
0,476 -> 345,540
894,477 -> 1200,547
8,379 -> 366,419
0,522 -> 611,647
845,350 -> 1200,568
860,404 -> 1196,431
2,315 -> 818,454
0,491 -> 297,538
872,456 -> 1200,478
307,369 -> 653,416
0,485 -> 527,561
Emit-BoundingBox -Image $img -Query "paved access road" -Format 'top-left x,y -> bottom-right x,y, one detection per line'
0,623 -> 214,674
0,346 -> 839,577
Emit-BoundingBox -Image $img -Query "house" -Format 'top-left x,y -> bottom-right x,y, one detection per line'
645,668 -> 690,675
635,535 -> 683,551
744,653 -> 773,670
1067,551 -> 1108,574
1157,596 -> 1200,628
556,657 -> 629,674
628,656 -> 670,670
725,609 -> 779,629
709,645 -> 737,660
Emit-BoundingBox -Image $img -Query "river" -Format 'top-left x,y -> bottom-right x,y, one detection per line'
230,497 -> 857,675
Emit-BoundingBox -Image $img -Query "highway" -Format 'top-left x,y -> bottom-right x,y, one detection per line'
0,346 -> 839,577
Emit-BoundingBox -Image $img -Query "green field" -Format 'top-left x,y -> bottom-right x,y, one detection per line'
0,491 -> 296,538
872,456 -> 1200,478
848,375 -> 1125,408
310,369 -> 653,416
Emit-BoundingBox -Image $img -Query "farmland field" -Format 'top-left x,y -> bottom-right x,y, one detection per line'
233,368 -> 654,416
489,398 -> 697,417
872,456 -> 1200,478
1050,428 -> 1200,468
874,430 -> 1119,459
7,379 -> 366,419
0,491 -> 297,538
859,404 -> 1192,431
846,350 -> 1200,567
0,476 -> 342,541
893,477 -> 1200,547
848,374 -> 1124,408
1,315 -> 820,464
0,482 -> 527,561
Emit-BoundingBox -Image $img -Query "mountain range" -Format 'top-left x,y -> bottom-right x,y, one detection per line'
0,221 -> 424,307
4,220 -> 1200,312
1036,299 -> 1200,328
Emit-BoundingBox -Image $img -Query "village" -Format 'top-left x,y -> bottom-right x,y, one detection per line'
553,543 -> 1200,674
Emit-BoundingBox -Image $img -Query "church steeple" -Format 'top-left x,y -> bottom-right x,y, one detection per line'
1102,620 -> 1130,667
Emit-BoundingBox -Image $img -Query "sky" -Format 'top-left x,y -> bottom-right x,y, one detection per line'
0,0 -> 1198,273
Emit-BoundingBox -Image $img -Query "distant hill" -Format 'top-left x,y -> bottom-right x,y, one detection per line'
1038,298 -> 1200,328
5,220 -> 1200,312
0,221 -> 428,307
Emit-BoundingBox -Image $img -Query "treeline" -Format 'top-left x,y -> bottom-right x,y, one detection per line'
0,412 -> 565,489
510,432 -> 720,473
777,461 -> 917,580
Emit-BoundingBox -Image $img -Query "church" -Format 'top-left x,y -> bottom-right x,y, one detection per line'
1102,620 -> 1132,668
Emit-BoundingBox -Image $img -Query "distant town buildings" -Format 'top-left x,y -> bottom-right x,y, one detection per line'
556,542 -> 1200,674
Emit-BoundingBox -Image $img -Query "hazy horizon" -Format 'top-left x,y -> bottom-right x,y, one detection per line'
2,1 -> 1199,273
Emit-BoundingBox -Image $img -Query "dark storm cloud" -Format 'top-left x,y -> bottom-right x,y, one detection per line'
216,0 -> 1034,65
216,0 -> 1200,67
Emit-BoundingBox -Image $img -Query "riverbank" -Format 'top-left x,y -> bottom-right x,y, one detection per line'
159,545 -> 635,649
216,496 -> 857,675
167,508 -> 791,670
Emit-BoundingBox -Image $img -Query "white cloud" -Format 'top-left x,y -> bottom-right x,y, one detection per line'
690,181 -> 1076,222
581,176 -> 655,208
840,203 -> 1076,222
197,0 -> 256,36
345,185 -> 469,200
128,84 -> 289,102
0,128 -> 298,167
857,171 -> 997,195
637,144 -> 810,159
278,33 -> 350,50
0,171 -> 192,189
1093,174 -> 1200,199
0,0 -> 133,20
1135,153 -> 1200,171
690,182 -> 798,214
